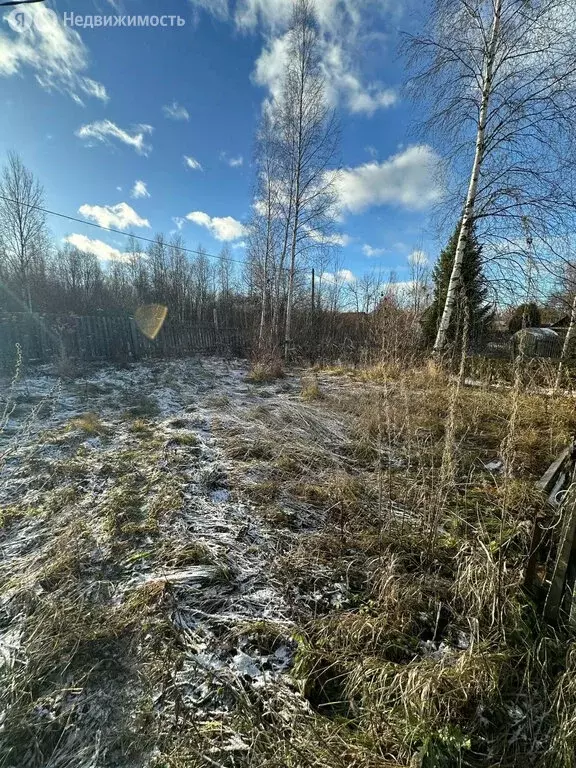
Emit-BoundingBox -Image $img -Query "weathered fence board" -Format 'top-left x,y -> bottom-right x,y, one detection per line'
0,312 -> 246,368
526,437 -> 576,626
544,491 -> 576,622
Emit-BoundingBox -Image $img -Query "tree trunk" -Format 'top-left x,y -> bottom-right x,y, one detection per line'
555,293 -> 576,392
258,218 -> 271,348
284,136 -> 303,360
272,192 -> 293,346
284,197 -> 299,360
433,0 -> 502,355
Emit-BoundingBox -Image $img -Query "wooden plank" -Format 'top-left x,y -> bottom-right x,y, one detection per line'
525,514 -> 545,593
103,315 -> 111,358
87,315 -> 96,359
544,490 -> 576,622
537,445 -> 573,495
81,315 -> 89,359
128,317 -> 139,359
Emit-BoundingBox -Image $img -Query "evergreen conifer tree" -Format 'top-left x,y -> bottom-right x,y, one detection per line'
422,222 -> 492,348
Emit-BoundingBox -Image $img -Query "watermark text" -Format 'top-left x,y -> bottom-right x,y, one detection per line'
62,13 -> 186,28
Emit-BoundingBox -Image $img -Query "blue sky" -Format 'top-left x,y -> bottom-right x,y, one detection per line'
0,0 -> 444,285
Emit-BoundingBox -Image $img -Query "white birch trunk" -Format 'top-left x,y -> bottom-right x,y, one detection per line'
258,181 -> 273,347
284,29 -> 306,361
433,0 -> 502,354
284,194 -> 300,360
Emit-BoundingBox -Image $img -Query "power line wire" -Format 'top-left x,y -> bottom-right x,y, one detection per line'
0,0 -> 45,6
0,194 -> 318,277
0,194 -> 249,267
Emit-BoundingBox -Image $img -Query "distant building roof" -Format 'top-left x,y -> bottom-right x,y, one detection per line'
549,315 -> 571,329
513,327 -> 558,340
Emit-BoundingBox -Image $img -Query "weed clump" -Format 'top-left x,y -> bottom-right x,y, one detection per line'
247,355 -> 284,383
170,431 -> 199,447
301,374 -> 323,401
70,411 -> 109,435
129,417 -> 154,435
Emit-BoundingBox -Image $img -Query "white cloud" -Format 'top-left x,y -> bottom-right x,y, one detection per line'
388,280 -> 431,305
0,7 -> 107,104
76,120 -> 153,155
235,0 -> 290,30
78,202 -> 150,229
162,101 -> 190,121
131,180 -> 150,199
64,234 -> 137,263
253,32 -> 291,104
307,228 -> 351,247
321,269 -> 356,284
184,155 -> 203,171
186,210 -> 247,241
240,1 -> 398,116
191,0 -> 398,116
220,151 -> 244,167
189,0 -> 230,21
408,250 -> 429,266
172,216 -> 186,230
321,41 -> 397,115
254,36 -> 397,116
334,145 -> 443,214
390,280 -> 416,297
363,244 -> 386,257
328,233 -> 351,247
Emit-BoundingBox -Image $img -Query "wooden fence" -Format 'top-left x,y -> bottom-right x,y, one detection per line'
0,312 -> 247,369
525,437 -> 576,626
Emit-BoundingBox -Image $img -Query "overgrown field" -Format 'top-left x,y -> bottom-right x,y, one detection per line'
1,355 -> 576,767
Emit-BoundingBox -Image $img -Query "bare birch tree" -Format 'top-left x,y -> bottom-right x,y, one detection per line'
249,110 -> 283,347
274,0 -> 339,358
407,0 -> 576,354
0,152 -> 48,312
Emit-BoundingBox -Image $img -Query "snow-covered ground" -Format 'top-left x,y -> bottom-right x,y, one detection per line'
0,357 -> 359,766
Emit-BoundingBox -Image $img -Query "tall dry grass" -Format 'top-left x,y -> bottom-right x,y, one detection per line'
268,352 -> 576,767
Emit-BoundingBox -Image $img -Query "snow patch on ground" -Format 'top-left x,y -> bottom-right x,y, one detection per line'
1,356 -> 338,756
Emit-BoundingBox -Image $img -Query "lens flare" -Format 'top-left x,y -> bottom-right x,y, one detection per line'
134,304 -> 168,340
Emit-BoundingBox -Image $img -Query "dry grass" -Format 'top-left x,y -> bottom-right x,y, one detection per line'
247,354 -> 284,383
0,395 -> 193,768
129,417 -> 154,435
4,355 -> 576,768
242,480 -> 280,504
70,411 -> 109,435
243,358 -> 576,767
301,374 -> 323,401
344,365 -> 576,479
169,431 -> 200,447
